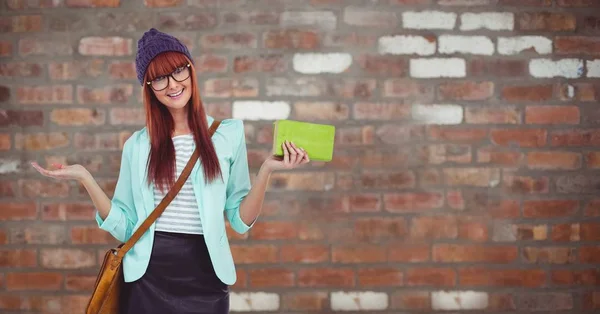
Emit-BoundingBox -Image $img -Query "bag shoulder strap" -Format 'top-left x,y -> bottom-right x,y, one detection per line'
117,119 -> 222,257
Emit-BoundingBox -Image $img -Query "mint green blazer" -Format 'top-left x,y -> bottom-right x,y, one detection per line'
95,116 -> 254,285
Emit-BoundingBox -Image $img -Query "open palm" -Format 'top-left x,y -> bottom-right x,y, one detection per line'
31,162 -> 89,182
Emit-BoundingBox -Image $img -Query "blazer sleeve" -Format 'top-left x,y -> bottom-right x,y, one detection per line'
95,138 -> 138,242
224,119 -> 255,234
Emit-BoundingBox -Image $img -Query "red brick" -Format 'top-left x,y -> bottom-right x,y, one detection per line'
203,78 -> 259,98
552,269 -> 600,285
428,126 -> 488,143
194,54 -> 227,73
354,102 -> 410,120
587,152 -> 600,168
10,225 -> 69,245
444,167 -> 500,187
581,222 -> 600,241
0,202 -> 37,220
410,216 -> 458,240
158,12 -> 217,30
49,60 -> 104,80
583,16 -> 600,33
42,202 -> 95,221
405,268 -> 455,286
388,243 -> 430,262
0,110 -> 44,127
555,36 -> 600,55
523,200 -> 579,218
438,81 -> 493,100
354,217 -> 407,241
469,59 -> 528,77
230,245 -> 278,264
17,85 -> 73,104
224,11 -> 279,26
466,107 -> 520,124
585,199 -> 600,216
40,249 -> 96,269
297,268 -> 355,287
518,12 -> 576,31
526,106 -> 580,124
0,249 -> 37,267
375,125 -> 424,145
502,84 -> 553,102
70,226 -> 115,244
504,174 -> 549,194
280,244 -> 329,263
478,147 -> 523,167
458,217 -> 489,242
248,268 -> 294,288
499,0 -> 551,5
200,33 -> 257,50
233,54 -> 285,73
144,0 -> 183,7
522,247 -> 576,264
264,30 -> 320,49
0,15 -> 42,32
583,291 -> 600,309
0,41 -> 12,57
5,273 -> 62,291
359,170 -> 414,189
459,268 -> 546,287
382,79 -> 434,100
581,246 -> 600,263
77,84 -> 133,104
66,0 -> 120,7
250,221 -> 299,240
0,62 -> 43,77
110,108 -> 145,126
51,109 -> 105,126
551,129 -> 600,146
358,268 -> 403,286
518,293 -> 574,311
491,129 -> 547,147
552,223 -> 580,242
108,61 -> 136,79
384,192 -> 444,212
391,291 -> 431,311
19,180 -> 70,198
488,200 -> 521,218
349,194 -> 381,212
332,246 -> 386,263
559,83 -> 600,101
433,244 -> 518,263
0,134 -> 9,151
65,274 -> 96,291
557,0 -> 600,6
527,151 -> 581,169
282,292 -> 328,311
357,54 -> 406,76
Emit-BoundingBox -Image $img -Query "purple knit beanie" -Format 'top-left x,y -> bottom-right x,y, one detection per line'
135,28 -> 194,85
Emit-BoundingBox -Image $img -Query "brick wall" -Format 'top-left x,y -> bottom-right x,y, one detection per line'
1,0 -> 600,313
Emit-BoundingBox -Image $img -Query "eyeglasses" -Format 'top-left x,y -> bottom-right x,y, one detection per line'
146,64 -> 191,91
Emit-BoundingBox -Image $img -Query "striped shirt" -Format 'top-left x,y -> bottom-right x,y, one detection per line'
154,134 -> 203,235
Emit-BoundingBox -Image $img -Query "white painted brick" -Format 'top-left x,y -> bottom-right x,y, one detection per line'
410,58 -> 466,78
439,35 -> 494,55
498,36 -> 552,55
432,291 -> 489,310
281,11 -> 337,31
331,291 -> 388,311
460,12 -> 514,30
232,101 -> 291,120
378,35 -> 436,56
529,58 -> 584,78
293,53 -> 352,74
230,292 -> 279,312
0,159 -> 19,174
412,104 -> 463,125
587,60 -> 600,77
403,11 -> 457,29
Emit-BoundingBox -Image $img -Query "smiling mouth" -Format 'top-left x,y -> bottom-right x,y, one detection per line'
168,89 -> 184,98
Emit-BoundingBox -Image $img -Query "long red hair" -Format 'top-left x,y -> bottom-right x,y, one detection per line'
143,51 -> 221,193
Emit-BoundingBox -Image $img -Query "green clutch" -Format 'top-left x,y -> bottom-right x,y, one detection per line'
272,120 -> 336,162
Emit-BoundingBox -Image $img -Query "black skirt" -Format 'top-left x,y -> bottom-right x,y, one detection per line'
119,231 -> 229,314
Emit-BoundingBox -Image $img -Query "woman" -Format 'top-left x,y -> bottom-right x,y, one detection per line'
31,28 -> 309,314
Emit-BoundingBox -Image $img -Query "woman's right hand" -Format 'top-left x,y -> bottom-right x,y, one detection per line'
31,162 -> 90,183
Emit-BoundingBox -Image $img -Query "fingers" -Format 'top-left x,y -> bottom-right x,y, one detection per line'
31,162 -> 64,178
282,141 -> 290,165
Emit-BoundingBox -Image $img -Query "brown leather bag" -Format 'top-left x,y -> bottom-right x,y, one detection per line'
85,120 -> 222,314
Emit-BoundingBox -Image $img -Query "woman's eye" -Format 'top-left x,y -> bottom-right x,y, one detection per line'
174,67 -> 184,73
153,76 -> 166,82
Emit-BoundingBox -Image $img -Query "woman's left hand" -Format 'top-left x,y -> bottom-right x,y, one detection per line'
262,140 -> 310,173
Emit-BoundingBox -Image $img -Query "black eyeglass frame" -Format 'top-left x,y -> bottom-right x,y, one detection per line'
146,63 -> 191,91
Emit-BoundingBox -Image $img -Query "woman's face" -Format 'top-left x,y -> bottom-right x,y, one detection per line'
149,64 -> 192,111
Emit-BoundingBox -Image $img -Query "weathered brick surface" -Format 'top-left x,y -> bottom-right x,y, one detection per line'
1,1 -> 599,313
